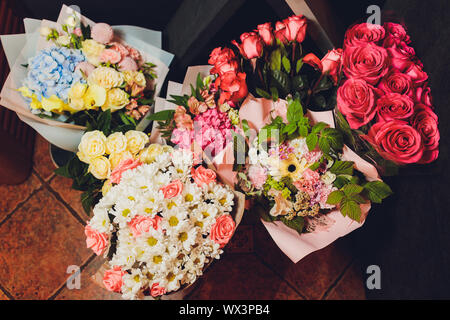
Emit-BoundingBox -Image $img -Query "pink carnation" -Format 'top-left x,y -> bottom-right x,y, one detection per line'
118,57 -> 138,71
248,165 -> 267,190
110,158 -> 142,184
109,42 -> 130,57
100,48 -> 122,64
91,23 -> 114,44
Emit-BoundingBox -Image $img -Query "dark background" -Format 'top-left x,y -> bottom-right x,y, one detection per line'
9,0 -> 450,299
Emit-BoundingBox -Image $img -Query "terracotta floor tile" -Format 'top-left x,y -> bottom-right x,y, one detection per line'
0,289 -> 10,300
49,175 -> 88,223
187,253 -> 303,300
55,255 -> 122,300
33,134 -> 56,181
326,262 -> 366,300
0,173 -> 41,222
0,188 -> 92,299
253,221 -> 353,300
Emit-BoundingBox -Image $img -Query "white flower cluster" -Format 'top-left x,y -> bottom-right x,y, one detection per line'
88,149 -> 235,299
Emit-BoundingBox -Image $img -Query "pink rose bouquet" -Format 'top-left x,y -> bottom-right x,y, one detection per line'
335,22 -> 440,175
85,147 -> 243,299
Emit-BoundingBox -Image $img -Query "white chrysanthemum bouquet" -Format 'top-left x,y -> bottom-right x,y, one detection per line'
85,147 -> 242,299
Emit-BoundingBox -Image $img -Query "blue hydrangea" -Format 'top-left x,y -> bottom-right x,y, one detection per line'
23,46 -> 86,102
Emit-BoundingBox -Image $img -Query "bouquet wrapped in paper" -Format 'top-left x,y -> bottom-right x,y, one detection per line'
236,96 -> 391,262
0,5 -> 173,151
83,145 -> 245,299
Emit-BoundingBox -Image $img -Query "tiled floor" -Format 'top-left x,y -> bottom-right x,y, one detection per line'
0,133 -> 366,300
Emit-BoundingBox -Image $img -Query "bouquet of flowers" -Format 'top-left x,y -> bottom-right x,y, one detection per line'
335,22 -> 440,175
237,97 -> 392,236
84,147 -> 243,299
0,5 -> 173,151
222,14 -> 340,111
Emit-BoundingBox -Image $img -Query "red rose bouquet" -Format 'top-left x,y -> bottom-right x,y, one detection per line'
335,22 -> 440,175
208,15 -> 341,111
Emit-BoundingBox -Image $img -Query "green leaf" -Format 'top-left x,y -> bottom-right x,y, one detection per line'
270,87 -> 279,101
342,184 -> 364,197
281,216 -> 305,235
363,181 -> 393,204
241,119 -> 250,137
81,190 -> 95,216
327,190 -> 345,205
298,124 -> 308,137
306,133 -> 318,151
270,70 -> 290,96
196,73 -> 203,90
296,59 -> 303,73
350,194 -> 368,204
147,110 -> 175,121
97,109 -> 112,135
329,161 -> 354,175
311,122 -> 328,134
80,23 -> 91,39
286,98 -> 303,123
282,56 -> 291,73
255,87 -> 271,99
54,164 -> 70,178
270,49 -> 282,71
282,123 -> 297,135
334,176 -> 350,189
318,136 -> 330,154
340,199 -> 362,222
322,127 -> 343,151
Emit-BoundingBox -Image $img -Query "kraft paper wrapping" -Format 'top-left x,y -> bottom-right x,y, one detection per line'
239,96 -> 381,263
0,5 -> 174,151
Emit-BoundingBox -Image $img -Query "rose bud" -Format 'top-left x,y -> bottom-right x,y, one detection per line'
257,22 -> 274,45
284,15 -> 307,43
415,85 -> 433,107
303,53 -> 323,71
321,48 -> 343,84
232,32 -> 263,59
274,21 -> 288,43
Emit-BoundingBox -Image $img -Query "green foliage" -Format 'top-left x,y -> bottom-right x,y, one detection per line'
280,216 -> 305,235
329,160 -> 354,175
363,181 -> 393,204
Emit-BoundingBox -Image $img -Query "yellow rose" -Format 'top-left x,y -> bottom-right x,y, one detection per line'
101,179 -> 112,195
102,88 -> 129,112
109,150 -> 133,169
81,39 -> 105,66
123,70 -> 146,87
83,84 -> 107,109
88,156 -> 111,180
139,144 -> 164,163
88,66 -> 124,90
125,130 -> 149,154
106,132 -> 127,154
77,130 -> 107,164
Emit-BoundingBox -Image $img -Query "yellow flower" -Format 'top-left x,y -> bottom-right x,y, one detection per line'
125,130 -> 149,154
77,130 -> 107,164
102,88 -> 129,112
88,156 -> 111,180
280,154 -> 308,180
123,70 -> 146,87
101,179 -> 112,195
88,66 -> 124,90
41,95 -> 69,113
138,144 -> 164,163
18,87 -> 43,110
83,84 -> 107,109
106,132 -> 127,154
67,82 -> 88,112
109,151 -> 133,169
81,39 -> 105,66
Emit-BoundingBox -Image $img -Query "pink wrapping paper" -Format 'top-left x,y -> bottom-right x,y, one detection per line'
239,96 -> 381,263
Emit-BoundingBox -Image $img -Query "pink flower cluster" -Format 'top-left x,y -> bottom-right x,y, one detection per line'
171,108 -> 234,157
269,142 -> 295,160
338,22 -> 439,165
293,169 -> 335,209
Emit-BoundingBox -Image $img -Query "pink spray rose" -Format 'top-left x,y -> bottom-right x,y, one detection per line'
191,166 -> 217,186
210,214 -> 235,248
128,215 -> 162,237
85,225 -> 108,256
150,283 -> 167,297
103,266 -> 125,293
160,180 -> 183,199
110,158 -> 143,184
